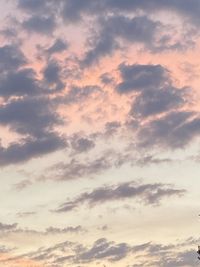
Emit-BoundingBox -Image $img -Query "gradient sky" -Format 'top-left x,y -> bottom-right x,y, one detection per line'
1,0 -> 200,266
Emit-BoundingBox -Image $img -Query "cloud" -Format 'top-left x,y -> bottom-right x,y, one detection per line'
104,121 -> 121,136
13,179 -> 32,191
70,134 -> 95,154
45,38 -> 69,55
47,149 -> 174,181
136,111 -> 200,149
130,86 -> 188,118
50,153 -> 112,180
105,0 -> 200,26
59,0 -> 200,26
0,68 -> 40,98
0,132 -> 65,166
82,15 -> 162,66
117,63 -> 169,94
0,44 -> 27,72
76,238 -> 131,263
54,181 -> 185,212
0,222 -> 84,237
22,15 -> 56,35
56,85 -> 102,105
0,222 -> 18,231
1,236 -> 197,266
45,226 -> 84,234
0,92 -> 66,165
43,60 -> 65,91
100,72 -> 115,85
17,0 -> 48,13
61,0 -> 101,23
0,97 -> 61,137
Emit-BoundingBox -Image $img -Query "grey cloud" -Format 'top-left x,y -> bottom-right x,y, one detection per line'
0,97 -> 61,137
104,121 -> 121,136
100,72 -> 115,85
160,250 -> 197,267
57,85 -> 102,105
0,93 -> 66,165
15,240 -> 76,263
0,222 -> 18,231
137,111 -> 200,149
105,0 -> 200,26
22,15 -> 56,35
0,44 -> 27,72
0,68 -> 40,98
46,38 -> 68,55
82,29 -> 119,67
82,15 -> 161,66
117,63 -> 169,94
0,223 -> 84,237
61,0 -> 102,23
17,0 -> 200,30
0,132 -> 65,166
50,153 -> 112,181
18,0 -> 47,13
45,226 -> 84,234
43,60 -> 65,91
48,150 -> 174,181
2,236 -> 197,266
53,238 -> 132,265
70,135 -> 95,154
60,0 -> 200,26
130,86 -> 188,118
77,238 -> 131,263
131,244 -> 197,267
54,181 -> 185,212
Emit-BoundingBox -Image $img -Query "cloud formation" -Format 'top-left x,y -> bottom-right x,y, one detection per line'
55,181 -> 185,212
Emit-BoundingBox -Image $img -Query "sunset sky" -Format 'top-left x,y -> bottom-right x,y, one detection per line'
1,0 -> 200,266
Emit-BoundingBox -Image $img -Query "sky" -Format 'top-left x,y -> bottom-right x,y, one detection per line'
1,0 -> 200,266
